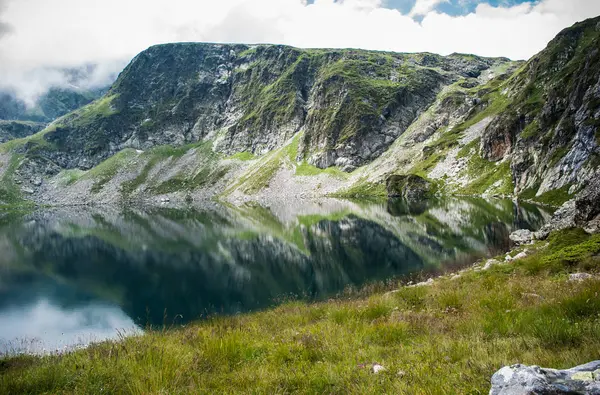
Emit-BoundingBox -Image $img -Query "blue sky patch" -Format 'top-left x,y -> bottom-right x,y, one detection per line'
306,0 -> 538,17
383,0 -> 538,16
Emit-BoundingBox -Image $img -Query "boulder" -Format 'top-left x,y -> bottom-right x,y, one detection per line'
509,229 -> 534,246
490,361 -> 600,395
574,175 -> 600,228
513,252 -> 528,260
386,174 -> 433,200
536,175 -> 600,238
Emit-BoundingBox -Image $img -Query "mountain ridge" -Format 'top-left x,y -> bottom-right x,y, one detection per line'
0,15 -> 598,211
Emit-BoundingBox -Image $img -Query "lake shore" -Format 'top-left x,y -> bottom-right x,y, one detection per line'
1,227 -> 599,394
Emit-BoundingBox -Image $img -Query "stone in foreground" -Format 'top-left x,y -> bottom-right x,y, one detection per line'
490,361 -> 600,395
509,229 -> 534,246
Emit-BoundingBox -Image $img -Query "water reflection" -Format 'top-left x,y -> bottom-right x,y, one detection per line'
0,197 -> 552,353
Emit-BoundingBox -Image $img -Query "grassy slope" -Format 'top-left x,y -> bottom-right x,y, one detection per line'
1,228 -> 598,394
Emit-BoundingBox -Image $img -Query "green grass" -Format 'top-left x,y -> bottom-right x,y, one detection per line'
459,153 -> 514,195
520,120 -> 540,140
121,141 -> 219,196
83,149 -> 138,193
0,154 -> 28,207
409,150 -> 445,178
295,162 -> 348,179
0,123 -> 60,154
70,95 -> 119,127
534,185 -> 574,207
227,152 -> 257,161
1,228 -> 599,394
329,177 -> 387,199
56,169 -> 86,187
225,134 -> 300,195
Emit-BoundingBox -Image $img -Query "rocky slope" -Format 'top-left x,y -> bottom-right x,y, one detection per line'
0,16 -> 598,210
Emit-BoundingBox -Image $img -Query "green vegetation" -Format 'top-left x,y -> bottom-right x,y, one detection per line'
225,146 -> 287,195
534,185 -> 574,207
56,169 -> 86,187
460,154 -> 514,195
409,150 -> 445,178
330,177 -> 387,199
295,161 -> 348,179
121,141 -> 220,196
85,149 -> 138,193
549,146 -> 570,167
0,154 -> 28,207
69,95 -> 119,127
520,120 -> 540,140
431,90 -> 510,152
227,152 -> 257,161
235,51 -> 306,134
456,138 -> 480,159
0,123 -> 60,154
519,183 -> 574,208
1,228 -> 598,394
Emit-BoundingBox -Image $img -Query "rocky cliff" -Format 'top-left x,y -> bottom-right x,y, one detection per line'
0,16 -> 599,209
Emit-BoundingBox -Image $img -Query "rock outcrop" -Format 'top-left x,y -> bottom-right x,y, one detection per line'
536,173 -> 600,238
16,44 -> 515,172
386,174 -> 433,200
0,120 -> 46,143
490,361 -> 600,395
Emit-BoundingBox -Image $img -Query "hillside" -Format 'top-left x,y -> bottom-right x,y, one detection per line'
0,16 -> 597,213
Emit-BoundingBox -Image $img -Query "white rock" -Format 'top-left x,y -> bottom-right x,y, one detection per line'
483,259 -> 501,270
411,278 -> 434,287
372,364 -> 386,374
490,361 -> 600,395
509,229 -> 534,245
513,252 -> 528,260
505,255 -> 514,262
569,273 -> 593,282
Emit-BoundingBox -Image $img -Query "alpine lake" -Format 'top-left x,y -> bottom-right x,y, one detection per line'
0,197 -> 553,355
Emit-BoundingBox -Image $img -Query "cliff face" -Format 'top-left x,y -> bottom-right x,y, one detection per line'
483,17 -> 600,197
0,16 -> 599,208
29,43 -> 514,171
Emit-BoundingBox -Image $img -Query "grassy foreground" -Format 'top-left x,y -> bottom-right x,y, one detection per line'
1,229 -> 599,394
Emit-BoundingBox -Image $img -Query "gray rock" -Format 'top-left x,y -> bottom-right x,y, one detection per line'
509,229 -> 534,245
490,361 -> 600,395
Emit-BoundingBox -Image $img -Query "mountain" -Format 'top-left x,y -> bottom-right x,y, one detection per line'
0,16 -> 599,213
0,63 -> 120,126
0,87 -> 101,123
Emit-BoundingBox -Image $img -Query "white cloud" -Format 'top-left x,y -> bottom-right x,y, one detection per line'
409,0 -> 449,17
0,0 -> 599,103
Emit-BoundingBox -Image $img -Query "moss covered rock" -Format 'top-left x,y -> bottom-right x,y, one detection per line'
386,174 -> 433,200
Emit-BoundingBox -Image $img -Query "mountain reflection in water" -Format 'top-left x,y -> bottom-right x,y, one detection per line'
0,197 -> 551,353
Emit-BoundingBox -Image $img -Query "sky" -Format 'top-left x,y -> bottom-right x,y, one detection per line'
1,0 -> 599,104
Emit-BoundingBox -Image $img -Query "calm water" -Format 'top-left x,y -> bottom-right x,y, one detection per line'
0,198 -> 552,354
